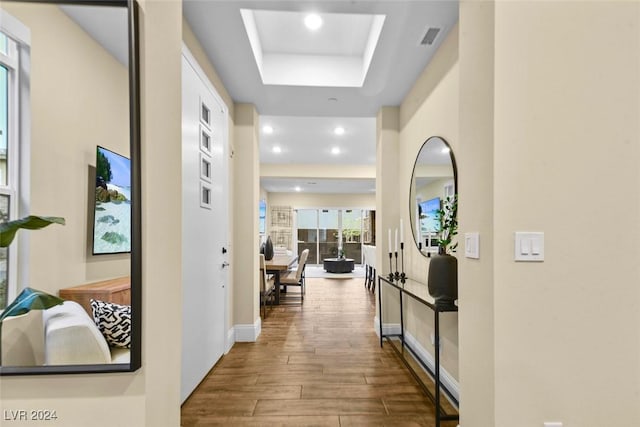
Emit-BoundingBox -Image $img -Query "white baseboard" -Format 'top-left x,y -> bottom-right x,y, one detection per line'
234,317 -> 261,342
225,327 -> 235,353
373,316 -> 459,405
373,316 -> 401,337
403,330 -> 459,404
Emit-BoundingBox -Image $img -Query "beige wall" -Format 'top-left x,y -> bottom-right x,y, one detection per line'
1,2 -> 130,297
267,192 -> 375,211
458,1 -> 640,426
1,1 -> 184,425
394,23 -> 460,380
458,1 -> 496,425
233,104 -> 260,327
490,2 -> 639,425
376,106 -> 401,324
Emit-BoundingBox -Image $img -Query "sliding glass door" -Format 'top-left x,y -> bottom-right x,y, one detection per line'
297,209 -> 318,264
318,210 -> 340,262
342,210 -> 362,263
296,209 -> 367,265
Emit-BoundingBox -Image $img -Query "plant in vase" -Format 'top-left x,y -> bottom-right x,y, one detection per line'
427,195 -> 458,309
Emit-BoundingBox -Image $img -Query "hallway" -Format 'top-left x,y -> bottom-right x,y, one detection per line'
181,278 -> 458,426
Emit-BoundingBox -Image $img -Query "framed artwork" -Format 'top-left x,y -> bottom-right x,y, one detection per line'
271,206 -> 292,227
271,229 -> 292,250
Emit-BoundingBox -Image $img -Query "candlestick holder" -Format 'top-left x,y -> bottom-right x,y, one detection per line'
425,238 -> 431,258
394,251 -> 400,280
400,242 -> 406,282
388,252 -> 394,281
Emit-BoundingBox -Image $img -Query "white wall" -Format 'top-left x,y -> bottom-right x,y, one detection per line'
182,18 -> 236,351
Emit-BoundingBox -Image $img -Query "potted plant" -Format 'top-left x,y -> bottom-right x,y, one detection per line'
0,216 -> 65,364
427,195 -> 458,309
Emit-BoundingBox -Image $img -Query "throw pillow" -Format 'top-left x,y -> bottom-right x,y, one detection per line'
90,299 -> 131,348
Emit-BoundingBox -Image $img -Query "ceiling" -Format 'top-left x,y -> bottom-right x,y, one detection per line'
184,1 -> 459,194
184,1 -> 458,117
60,5 -> 128,65
64,1 -> 460,195
259,116 -> 376,165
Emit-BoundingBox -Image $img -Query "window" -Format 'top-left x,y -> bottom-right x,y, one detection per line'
296,209 -> 366,264
0,16 -> 30,309
0,32 -> 17,309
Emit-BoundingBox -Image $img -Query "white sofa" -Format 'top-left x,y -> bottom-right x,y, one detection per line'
1,300 -> 129,366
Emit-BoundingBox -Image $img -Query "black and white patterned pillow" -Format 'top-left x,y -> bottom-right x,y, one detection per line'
90,299 -> 131,348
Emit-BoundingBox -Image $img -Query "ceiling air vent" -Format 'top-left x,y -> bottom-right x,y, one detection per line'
421,27 -> 441,46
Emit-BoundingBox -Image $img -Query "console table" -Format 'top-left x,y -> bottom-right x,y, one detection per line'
59,276 -> 130,317
323,257 -> 354,273
378,275 -> 459,427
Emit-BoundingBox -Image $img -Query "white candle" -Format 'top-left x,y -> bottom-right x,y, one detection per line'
388,228 -> 392,253
395,228 -> 398,253
400,219 -> 404,243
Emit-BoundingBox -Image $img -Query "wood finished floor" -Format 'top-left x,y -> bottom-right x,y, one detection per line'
181,277 -> 459,427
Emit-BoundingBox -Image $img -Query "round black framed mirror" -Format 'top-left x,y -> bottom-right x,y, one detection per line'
409,136 -> 457,257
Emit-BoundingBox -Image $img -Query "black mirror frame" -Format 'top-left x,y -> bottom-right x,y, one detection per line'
0,0 -> 141,375
409,136 -> 458,257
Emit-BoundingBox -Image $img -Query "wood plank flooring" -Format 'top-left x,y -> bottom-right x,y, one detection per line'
181,277 -> 459,427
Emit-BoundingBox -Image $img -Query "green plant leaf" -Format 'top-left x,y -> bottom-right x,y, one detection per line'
0,287 -> 64,322
0,216 -> 65,247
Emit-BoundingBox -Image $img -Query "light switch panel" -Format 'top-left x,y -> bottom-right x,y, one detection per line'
515,232 -> 544,262
464,232 -> 479,259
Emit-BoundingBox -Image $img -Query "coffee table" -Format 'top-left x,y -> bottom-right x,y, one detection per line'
323,258 -> 355,273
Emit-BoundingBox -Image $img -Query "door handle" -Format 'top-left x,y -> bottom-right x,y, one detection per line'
222,261 -> 230,268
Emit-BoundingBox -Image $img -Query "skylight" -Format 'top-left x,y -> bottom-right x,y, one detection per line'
240,9 -> 385,88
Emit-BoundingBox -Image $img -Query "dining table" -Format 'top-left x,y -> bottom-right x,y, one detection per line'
263,253 -> 298,304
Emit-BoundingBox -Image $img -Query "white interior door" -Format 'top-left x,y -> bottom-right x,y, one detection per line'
181,50 -> 228,403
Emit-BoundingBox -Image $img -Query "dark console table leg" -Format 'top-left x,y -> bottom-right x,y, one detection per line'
378,276 -> 383,348
435,310 -> 441,427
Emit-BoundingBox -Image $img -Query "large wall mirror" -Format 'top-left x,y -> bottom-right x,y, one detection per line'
0,0 -> 141,375
409,136 -> 457,257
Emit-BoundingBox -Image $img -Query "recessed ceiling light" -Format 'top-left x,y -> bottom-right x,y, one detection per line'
263,125 -> 273,134
334,126 -> 345,136
331,147 -> 340,155
295,186 -> 302,192
272,146 -> 282,153
304,13 -> 323,31
441,147 -> 450,154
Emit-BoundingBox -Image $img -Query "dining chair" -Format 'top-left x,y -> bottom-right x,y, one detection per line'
259,254 -> 275,318
279,249 -> 309,303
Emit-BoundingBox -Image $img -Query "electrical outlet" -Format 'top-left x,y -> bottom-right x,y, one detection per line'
544,422 -> 562,427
